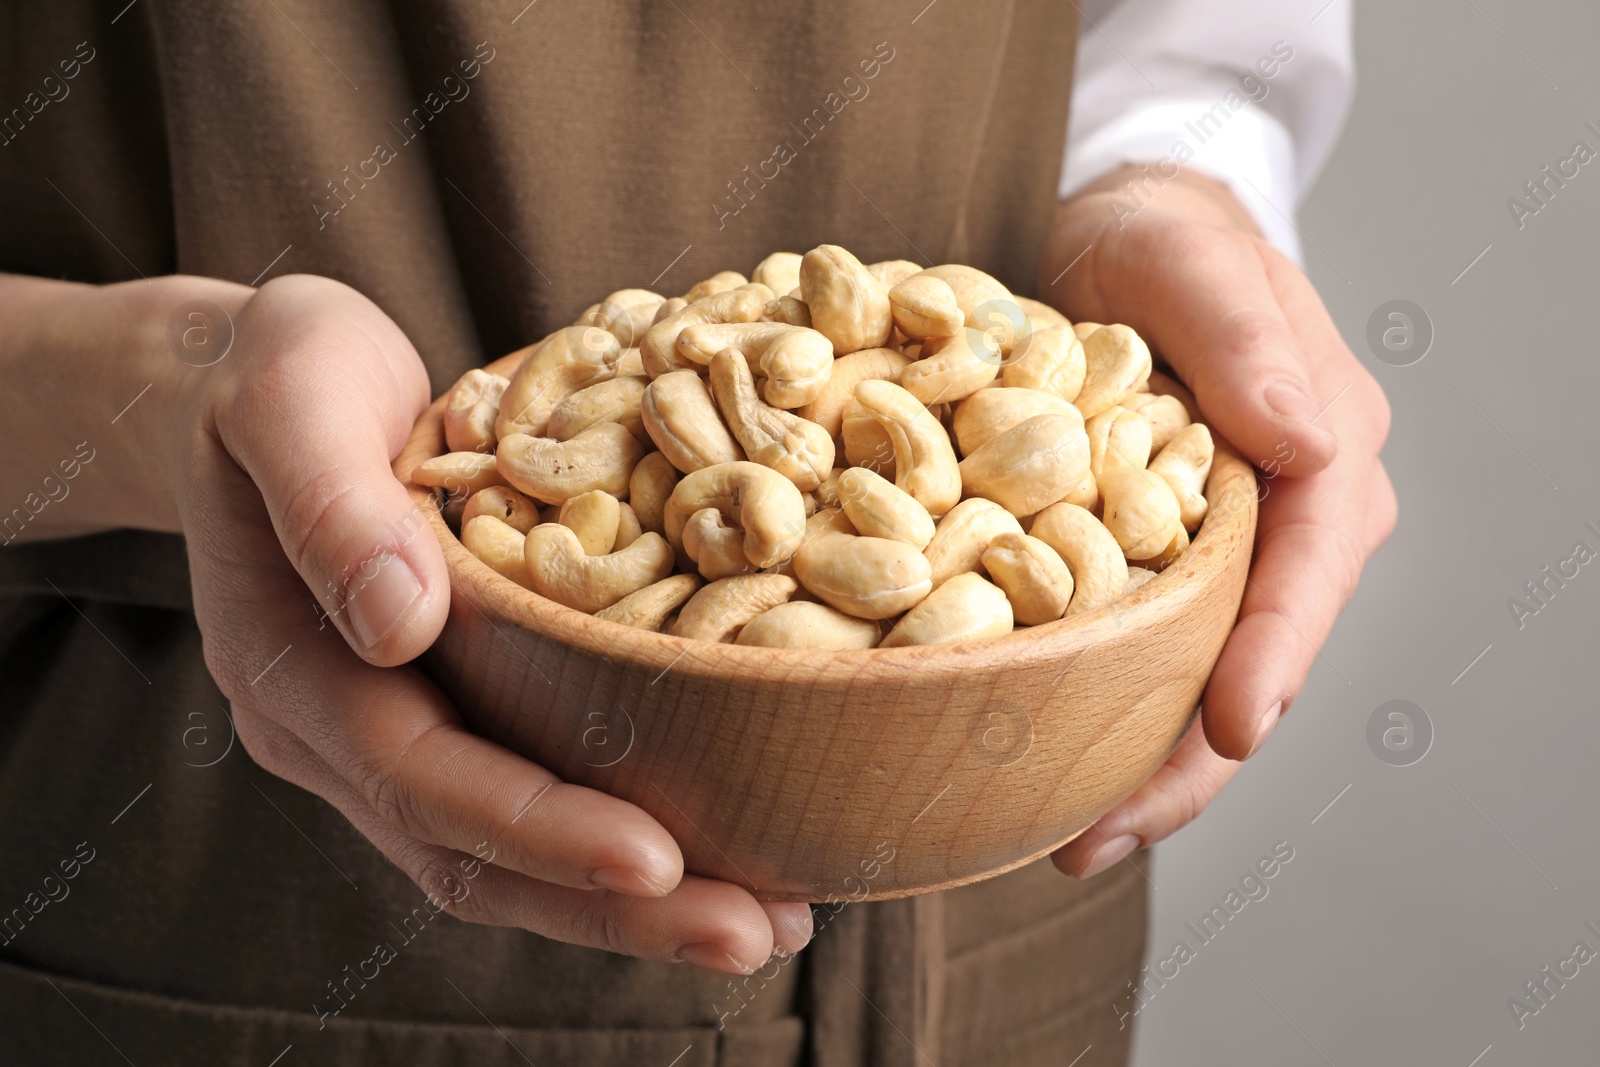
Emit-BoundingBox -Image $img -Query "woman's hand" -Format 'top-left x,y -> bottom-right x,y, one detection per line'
1037,168 -> 1396,878
0,271 -> 810,972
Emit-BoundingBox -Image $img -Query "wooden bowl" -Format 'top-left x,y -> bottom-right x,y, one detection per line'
395,354 -> 1256,902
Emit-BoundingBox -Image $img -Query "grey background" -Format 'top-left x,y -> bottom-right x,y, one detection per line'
1132,2 -> 1600,1065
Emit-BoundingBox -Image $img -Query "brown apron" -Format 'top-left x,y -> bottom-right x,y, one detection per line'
0,2 -> 1148,1063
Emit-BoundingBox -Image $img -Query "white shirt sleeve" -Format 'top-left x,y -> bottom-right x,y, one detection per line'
1059,0 -> 1354,263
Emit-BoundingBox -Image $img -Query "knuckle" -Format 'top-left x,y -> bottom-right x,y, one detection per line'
573,898 -> 635,958
280,468 -> 367,578
1216,306 -> 1295,362
411,853 -> 484,923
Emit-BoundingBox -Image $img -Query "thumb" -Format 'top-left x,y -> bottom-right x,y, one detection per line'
1167,300 -> 1339,478
211,276 -> 449,667
1051,219 -> 1337,477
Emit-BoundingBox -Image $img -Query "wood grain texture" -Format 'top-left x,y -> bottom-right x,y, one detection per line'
395,355 -> 1256,901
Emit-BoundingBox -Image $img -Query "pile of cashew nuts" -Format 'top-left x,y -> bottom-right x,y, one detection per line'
413,245 -> 1217,650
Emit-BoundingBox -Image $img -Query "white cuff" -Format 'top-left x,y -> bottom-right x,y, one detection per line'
1060,99 -> 1305,265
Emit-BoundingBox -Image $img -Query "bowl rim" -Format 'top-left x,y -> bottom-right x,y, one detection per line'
396,360 -> 1258,681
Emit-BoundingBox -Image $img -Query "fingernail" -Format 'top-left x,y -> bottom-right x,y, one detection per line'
1247,700 -> 1283,758
676,943 -> 753,973
1264,380 -> 1319,424
591,865 -> 669,897
1078,834 -> 1140,879
772,905 -> 815,950
346,551 -> 423,651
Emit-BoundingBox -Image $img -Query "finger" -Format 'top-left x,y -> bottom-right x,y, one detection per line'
1052,718 -> 1239,879
1200,451 -> 1383,761
1197,249 -> 1395,760
1046,204 -> 1337,476
213,275 -> 446,666
234,708 -> 782,973
180,441 -> 684,895
761,902 -> 815,958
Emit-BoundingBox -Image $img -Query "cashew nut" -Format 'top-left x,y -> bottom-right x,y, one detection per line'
497,326 -> 622,438
674,321 -> 835,409
1123,566 -> 1158,595
672,573 -> 799,643
1076,325 -> 1152,418
640,370 -> 746,473
462,485 -> 540,534
664,461 -> 807,569
812,468 -> 845,509
958,413 -> 1091,517
415,451 -> 509,506
1085,405 -> 1153,479
615,348 -> 645,378
522,525 -> 675,613
853,379 -> 962,515
951,386 -> 1083,455
1099,466 -> 1182,560
627,451 -> 679,535
546,375 -> 650,444
840,398 -> 896,479
879,572 -> 1013,648
641,284 -> 771,377
900,331 -> 1001,405
980,532 -> 1074,625
587,289 -> 666,349
1122,392 -> 1191,453
800,245 -> 893,354
557,489 -> 621,555
461,515 -> 533,588
595,573 -> 702,630
683,507 -> 755,580
763,295 -> 811,328
653,297 -> 688,325
917,265 -> 1012,329
1001,326 -> 1085,403
751,252 -> 803,297
867,259 -> 924,288
1148,422 -> 1213,532
614,500 -> 643,549
922,497 -> 1024,589
444,368 -> 509,453
1072,321 -> 1103,341
1060,468 -> 1098,513
1134,522 -> 1189,573
496,422 -> 643,505
888,274 -> 964,339
709,347 -> 835,490
792,528 -> 933,619
798,347 -> 910,438
804,505 -> 856,540
1029,502 -> 1128,615
735,600 -> 881,650
684,270 -> 749,303
1014,296 -> 1070,333
836,466 -> 935,548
